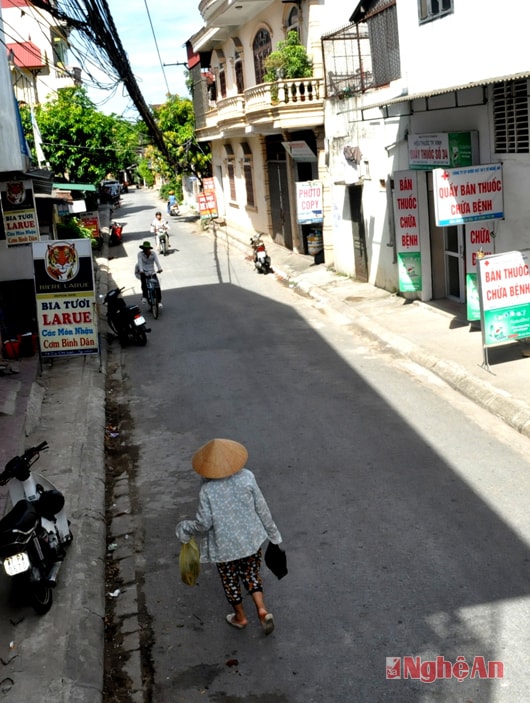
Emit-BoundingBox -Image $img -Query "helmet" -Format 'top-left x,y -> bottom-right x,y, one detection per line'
169,191 -> 175,195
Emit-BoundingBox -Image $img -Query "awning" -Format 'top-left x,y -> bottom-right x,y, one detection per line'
362,71 -> 530,111
7,42 -> 46,69
53,183 -> 97,192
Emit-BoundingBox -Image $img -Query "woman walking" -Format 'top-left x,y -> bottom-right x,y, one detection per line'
176,438 -> 282,635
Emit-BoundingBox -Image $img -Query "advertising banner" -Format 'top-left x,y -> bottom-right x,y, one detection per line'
393,171 -> 422,292
79,211 -> 100,240
32,239 -> 99,357
408,132 -> 477,170
433,163 -> 504,226
295,181 -> 323,224
0,180 -> 40,246
477,250 -> 530,348
465,223 -> 495,321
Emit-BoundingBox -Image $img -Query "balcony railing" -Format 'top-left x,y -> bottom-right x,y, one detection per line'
245,77 -> 323,112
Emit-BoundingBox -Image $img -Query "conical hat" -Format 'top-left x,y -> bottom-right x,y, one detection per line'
192,439 -> 248,478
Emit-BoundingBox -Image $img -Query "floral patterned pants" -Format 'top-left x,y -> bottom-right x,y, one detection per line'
216,549 -> 263,605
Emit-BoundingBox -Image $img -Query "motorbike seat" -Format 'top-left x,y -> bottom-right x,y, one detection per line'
0,499 -> 39,534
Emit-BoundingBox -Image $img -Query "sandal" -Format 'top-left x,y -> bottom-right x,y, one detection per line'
261,613 -> 275,635
226,613 -> 246,629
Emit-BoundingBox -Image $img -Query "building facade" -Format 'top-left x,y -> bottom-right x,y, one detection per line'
325,0 -> 530,306
188,0 -> 354,264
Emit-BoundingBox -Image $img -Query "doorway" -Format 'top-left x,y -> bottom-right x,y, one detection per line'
348,184 -> 368,281
444,225 -> 465,302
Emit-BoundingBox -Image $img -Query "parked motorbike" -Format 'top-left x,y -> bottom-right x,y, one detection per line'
169,203 -> 180,217
109,221 -> 126,247
250,233 -> 272,274
103,287 -> 149,346
0,441 -> 72,614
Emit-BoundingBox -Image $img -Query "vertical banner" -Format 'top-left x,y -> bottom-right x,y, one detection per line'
0,180 -> 40,246
465,223 -> 495,321
393,171 -> 422,292
198,176 -> 218,219
32,239 -> 99,357
477,250 -> 530,347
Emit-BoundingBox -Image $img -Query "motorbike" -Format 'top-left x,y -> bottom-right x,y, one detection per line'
158,228 -> 170,257
250,233 -> 272,274
109,221 -> 126,247
0,441 -> 72,614
145,274 -> 161,319
103,287 -> 149,346
169,203 -> 180,217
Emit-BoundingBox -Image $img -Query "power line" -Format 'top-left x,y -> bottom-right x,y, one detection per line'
142,0 -> 170,96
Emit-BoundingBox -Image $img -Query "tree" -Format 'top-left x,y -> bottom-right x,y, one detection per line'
22,87 -> 141,183
152,94 -> 211,184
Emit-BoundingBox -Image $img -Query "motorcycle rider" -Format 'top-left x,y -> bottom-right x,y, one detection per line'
135,241 -> 163,307
150,211 -> 170,252
167,191 -> 178,215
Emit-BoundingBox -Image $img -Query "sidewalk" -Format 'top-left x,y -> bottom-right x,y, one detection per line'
262,237 -> 530,438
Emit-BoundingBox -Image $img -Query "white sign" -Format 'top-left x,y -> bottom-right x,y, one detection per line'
295,181 -> 323,224
433,163 -> 504,226
465,223 -> 495,271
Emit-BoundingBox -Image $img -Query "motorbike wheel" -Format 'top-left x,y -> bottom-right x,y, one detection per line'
151,300 -> 159,319
135,328 -> 148,346
28,580 -> 53,615
161,240 -> 168,256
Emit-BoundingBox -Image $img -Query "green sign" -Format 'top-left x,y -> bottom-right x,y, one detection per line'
398,252 -> 422,292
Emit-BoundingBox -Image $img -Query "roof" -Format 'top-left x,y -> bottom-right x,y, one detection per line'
7,41 -> 46,69
53,183 -> 97,192
363,71 -> 530,110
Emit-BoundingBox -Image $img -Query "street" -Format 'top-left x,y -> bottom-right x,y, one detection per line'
105,189 -> 530,703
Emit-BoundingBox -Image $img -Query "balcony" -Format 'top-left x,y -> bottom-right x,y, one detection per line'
196,77 -> 324,139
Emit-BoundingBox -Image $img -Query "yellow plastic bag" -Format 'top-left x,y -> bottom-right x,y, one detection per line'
179,537 -> 200,586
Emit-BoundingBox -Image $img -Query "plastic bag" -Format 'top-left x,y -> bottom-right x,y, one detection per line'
264,542 -> 288,580
179,537 -> 200,586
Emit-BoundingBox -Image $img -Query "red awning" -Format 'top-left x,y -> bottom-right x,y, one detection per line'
7,41 -> 46,69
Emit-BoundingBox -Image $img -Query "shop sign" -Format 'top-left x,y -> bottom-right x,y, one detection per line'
393,171 -> 422,292
433,163 -> 504,227
32,239 -> 98,357
477,250 -> 530,349
465,223 -> 495,321
408,132 -> 477,170
295,181 -> 323,224
0,180 -> 40,246
78,211 -> 100,239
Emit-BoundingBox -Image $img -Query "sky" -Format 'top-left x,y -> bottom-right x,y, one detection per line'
83,0 -> 204,117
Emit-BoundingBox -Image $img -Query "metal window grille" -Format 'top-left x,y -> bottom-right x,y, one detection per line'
253,29 -> 272,84
367,3 -> 401,86
493,80 -> 529,154
322,23 -> 373,98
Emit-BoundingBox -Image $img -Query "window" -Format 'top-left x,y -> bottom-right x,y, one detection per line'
366,2 -> 400,86
215,50 -> 227,99
241,143 -> 255,207
253,28 -> 272,84
225,144 -> 237,201
493,79 -> 529,154
418,0 -> 454,24
235,54 -> 245,94
286,6 -> 299,34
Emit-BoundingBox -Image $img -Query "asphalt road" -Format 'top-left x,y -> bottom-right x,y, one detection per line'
107,189 -> 530,703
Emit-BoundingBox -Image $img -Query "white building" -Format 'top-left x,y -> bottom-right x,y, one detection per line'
325,0 -> 530,307
188,0 -> 353,262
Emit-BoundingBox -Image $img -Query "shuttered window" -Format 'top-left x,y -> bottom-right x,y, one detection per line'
493,79 -> 529,154
241,143 -> 255,207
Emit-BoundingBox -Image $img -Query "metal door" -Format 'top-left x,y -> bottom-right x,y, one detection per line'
348,184 -> 368,281
268,161 -> 293,250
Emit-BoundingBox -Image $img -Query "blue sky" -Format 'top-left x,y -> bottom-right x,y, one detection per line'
85,0 -> 203,117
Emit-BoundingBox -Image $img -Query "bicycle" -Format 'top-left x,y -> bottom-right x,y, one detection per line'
145,274 -> 161,319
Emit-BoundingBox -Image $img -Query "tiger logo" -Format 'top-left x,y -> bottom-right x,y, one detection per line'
45,242 -> 79,281
6,181 -> 26,205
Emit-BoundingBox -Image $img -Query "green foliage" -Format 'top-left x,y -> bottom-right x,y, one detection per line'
56,216 -> 93,240
263,31 -> 313,82
152,94 -> 211,181
21,87 -> 142,184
